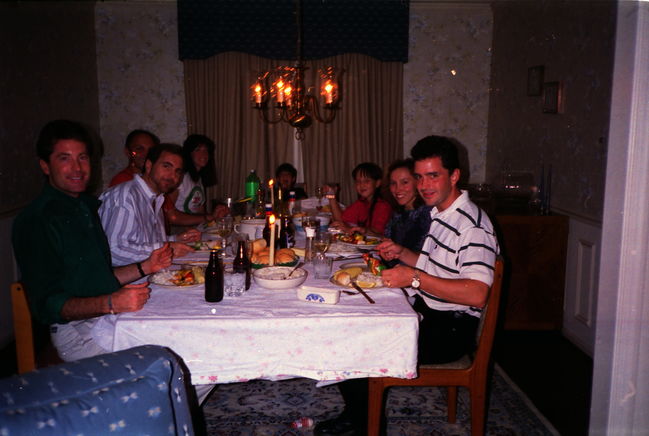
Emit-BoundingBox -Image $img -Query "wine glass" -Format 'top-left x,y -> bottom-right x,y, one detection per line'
216,217 -> 233,250
314,231 -> 331,254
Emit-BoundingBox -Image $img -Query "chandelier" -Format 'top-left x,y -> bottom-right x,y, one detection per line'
250,0 -> 341,140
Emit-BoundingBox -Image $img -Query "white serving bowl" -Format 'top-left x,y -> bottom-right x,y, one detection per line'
297,286 -> 340,305
253,266 -> 308,289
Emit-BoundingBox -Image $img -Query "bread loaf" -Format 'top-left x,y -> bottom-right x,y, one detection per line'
252,238 -> 267,254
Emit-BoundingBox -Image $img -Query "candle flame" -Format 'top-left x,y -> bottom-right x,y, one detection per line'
276,80 -> 284,90
254,84 -> 262,93
269,214 -> 276,225
325,83 -> 333,93
269,179 -> 274,187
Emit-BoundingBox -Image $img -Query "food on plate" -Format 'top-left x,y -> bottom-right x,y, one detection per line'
251,247 -> 298,266
355,272 -> 383,288
189,240 -> 219,251
336,232 -> 380,246
362,253 -> 386,275
332,266 -> 363,286
152,267 -> 205,286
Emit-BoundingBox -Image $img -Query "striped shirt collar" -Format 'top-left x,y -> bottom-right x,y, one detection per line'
133,174 -> 165,211
430,189 -> 470,219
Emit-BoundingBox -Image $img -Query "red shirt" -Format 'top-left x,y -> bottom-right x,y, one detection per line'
109,168 -> 135,187
342,197 -> 392,234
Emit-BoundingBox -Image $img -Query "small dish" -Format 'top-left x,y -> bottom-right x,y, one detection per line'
297,286 -> 340,305
253,266 -> 308,289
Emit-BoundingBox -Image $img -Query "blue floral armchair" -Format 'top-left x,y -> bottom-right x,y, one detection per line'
0,345 -> 195,435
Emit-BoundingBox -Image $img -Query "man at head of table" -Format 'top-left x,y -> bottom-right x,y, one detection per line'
108,129 -> 159,187
313,135 -> 499,436
99,143 -> 201,267
12,120 -> 174,362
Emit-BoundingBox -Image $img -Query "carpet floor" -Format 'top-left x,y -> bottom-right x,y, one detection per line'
202,365 -> 559,435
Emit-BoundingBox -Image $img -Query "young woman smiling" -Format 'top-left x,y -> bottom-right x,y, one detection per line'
383,159 -> 432,266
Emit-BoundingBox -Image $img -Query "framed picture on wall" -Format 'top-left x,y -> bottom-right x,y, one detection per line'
527,65 -> 544,96
542,81 -> 562,114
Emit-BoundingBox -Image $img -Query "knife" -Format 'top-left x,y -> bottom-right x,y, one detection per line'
351,280 -> 375,304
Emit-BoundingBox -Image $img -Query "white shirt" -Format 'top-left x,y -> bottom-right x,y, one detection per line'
415,190 -> 499,317
99,175 -> 173,266
174,175 -> 205,214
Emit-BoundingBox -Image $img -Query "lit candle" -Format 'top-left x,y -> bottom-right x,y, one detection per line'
324,82 -> 334,104
254,83 -> 262,104
276,80 -> 284,103
284,86 -> 292,107
269,179 -> 275,209
269,214 -> 276,266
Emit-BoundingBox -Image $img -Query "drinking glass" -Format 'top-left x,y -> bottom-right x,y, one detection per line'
315,186 -> 323,207
224,270 -> 245,297
313,254 -> 333,279
314,231 -> 331,254
216,217 -> 234,249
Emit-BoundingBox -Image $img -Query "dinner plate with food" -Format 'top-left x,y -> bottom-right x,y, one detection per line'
150,267 -> 205,288
335,232 -> 381,250
330,265 -> 383,289
189,240 -> 221,251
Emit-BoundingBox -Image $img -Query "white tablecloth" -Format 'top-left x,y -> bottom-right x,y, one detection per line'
95,262 -> 419,386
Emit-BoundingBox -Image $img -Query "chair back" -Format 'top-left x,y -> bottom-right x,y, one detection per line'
471,257 -> 504,374
10,282 -> 36,374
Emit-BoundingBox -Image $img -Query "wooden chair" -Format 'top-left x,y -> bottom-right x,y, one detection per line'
367,258 -> 504,436
10,282 -> 37,374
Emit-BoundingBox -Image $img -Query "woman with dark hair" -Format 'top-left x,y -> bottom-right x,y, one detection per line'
164,134 -> 227,227
327,162 -> 392,235
383,158 -> 432,266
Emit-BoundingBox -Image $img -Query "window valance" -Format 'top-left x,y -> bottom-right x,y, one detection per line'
178,0 -> 409,62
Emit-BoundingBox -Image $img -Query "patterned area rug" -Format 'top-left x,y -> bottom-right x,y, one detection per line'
202,365 -> 559,436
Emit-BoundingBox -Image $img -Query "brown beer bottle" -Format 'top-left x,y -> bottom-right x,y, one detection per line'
205,249 -> 224,302
233,240 -> 251,290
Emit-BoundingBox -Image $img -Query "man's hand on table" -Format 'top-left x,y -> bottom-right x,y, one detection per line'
381,264 -> 415,289
170,242 -> 195,258
377,239 -> 404,261
142,243 -> 173,274
112,282 -> 151,313
177,228 -> 201,243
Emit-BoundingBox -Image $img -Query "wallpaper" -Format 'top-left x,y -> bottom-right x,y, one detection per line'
486,1 -> 615,222
404,3 -> 493,184
96,1 -> 187,189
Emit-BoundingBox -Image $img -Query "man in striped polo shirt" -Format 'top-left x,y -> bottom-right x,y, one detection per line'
380,134 -> 499,363
314,136 -> 499,436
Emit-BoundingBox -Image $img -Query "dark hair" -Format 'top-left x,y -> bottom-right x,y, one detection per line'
410,135 -> 460,173
387,158 -> 424,210
351,162 -> 383,229
146,143 -> 184,165
275,162 -> 297,179
36,120 -> 93,162
124,129 -> 159,150
352,162 -> 383,181
182,134 -> 217,186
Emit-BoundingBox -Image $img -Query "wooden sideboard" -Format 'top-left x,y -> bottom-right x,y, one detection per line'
493,214 -> 569,330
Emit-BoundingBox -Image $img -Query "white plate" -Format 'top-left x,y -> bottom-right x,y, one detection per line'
338,239 -> 381,250
150,269 -> 203,288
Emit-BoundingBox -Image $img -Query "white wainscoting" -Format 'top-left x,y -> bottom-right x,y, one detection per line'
562,216 -> 601,356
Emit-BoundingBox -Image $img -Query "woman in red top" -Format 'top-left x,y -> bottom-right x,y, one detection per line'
327,162 -> 392,235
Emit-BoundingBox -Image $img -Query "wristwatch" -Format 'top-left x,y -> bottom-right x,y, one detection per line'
411,270 -> 421,289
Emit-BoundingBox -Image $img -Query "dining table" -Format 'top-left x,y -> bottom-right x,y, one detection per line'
91,231 -> 420,388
